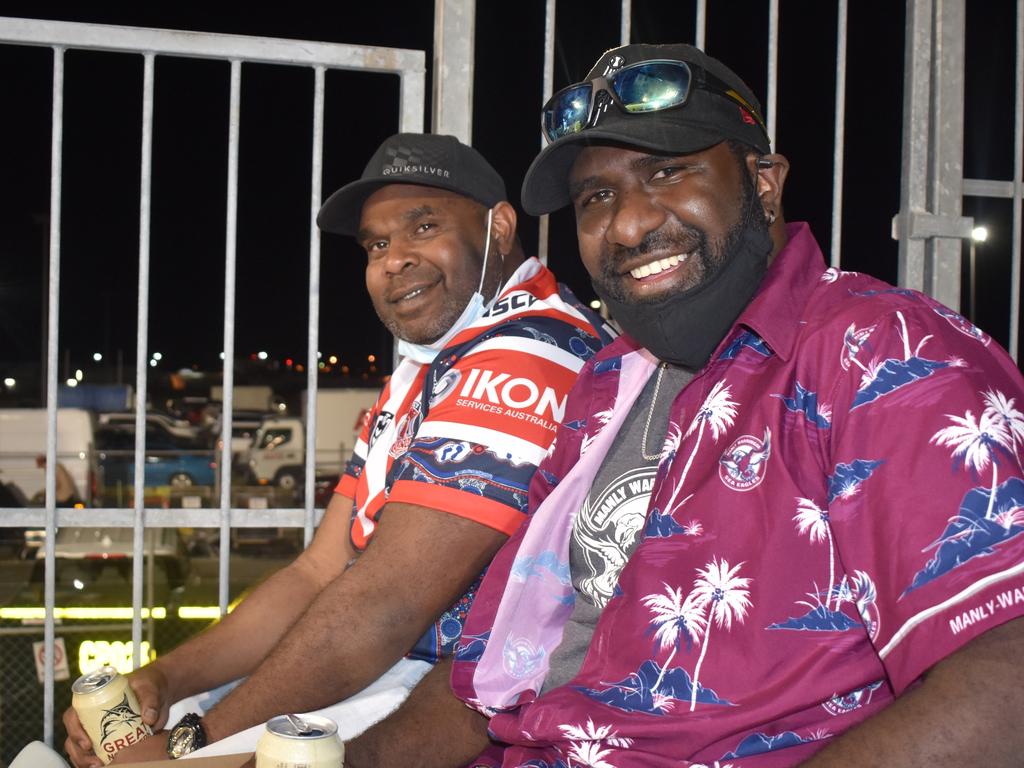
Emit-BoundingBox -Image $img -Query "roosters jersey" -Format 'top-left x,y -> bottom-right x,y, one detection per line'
336,258 -> 613,661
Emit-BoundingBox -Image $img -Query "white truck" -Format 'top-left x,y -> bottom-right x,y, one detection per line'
246,389 -> 377,489
0,408 -> 97,505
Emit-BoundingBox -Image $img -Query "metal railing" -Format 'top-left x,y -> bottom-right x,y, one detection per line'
0,15 -> 425,747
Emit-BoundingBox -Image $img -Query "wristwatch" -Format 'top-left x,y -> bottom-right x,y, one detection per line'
166,712 -> 208,759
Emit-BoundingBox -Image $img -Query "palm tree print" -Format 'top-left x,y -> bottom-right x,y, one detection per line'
641,583 -> 706,693
931,403 -> 1013,519
793,498 -> 835,609
689,558 -> 752,711
665,381 -> 738,511
982,390 -> 1024,467
559,718 -> 632,767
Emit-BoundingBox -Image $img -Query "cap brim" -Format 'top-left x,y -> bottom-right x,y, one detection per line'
317,175 -> 491,236
521,119 -> 726,216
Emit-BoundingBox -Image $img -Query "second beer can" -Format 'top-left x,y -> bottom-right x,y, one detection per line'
70,666 -> 152,765
255,714 -> 345,768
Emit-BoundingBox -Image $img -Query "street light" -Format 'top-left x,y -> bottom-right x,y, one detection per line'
969,225 -> 989,324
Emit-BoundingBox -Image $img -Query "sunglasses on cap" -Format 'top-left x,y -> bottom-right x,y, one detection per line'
541,59 -> 768,144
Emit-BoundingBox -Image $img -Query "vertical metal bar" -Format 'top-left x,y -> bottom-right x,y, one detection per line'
927,0 -> 966,310
131,52 -> 156,670
695,0 -> 707,50
219,60 -> 242,616
767,0 -> 780,148
620,0 -> 631,45
831,0 -> 849,268
538,0 -> 556,266
42,44 -> 66,749
1011,0 -> 1023,360
399,68 -> 426,135
895,0 -> 934,291
305,66 -> 326,547
432,0 -> 475,141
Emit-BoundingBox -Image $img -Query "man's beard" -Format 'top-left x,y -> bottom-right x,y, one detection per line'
376,290 -> 469,345
591,177 -> 766,306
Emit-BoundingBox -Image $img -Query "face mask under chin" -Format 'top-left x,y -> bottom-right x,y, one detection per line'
595,221 -> 773,369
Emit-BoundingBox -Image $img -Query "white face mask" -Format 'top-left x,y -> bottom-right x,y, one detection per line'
397,207 -> 500,364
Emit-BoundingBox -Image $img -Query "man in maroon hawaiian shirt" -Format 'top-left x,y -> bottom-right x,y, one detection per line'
344,43 -> 1024,767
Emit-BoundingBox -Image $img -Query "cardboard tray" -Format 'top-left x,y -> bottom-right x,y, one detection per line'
116,754 -> 253,768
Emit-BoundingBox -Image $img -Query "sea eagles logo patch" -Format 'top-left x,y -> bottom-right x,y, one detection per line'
719,428 -> 771,491
430,368 -> 462,407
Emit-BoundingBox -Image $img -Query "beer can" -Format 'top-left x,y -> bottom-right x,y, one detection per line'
256,714 -> 345,768
70,666 -> 152,765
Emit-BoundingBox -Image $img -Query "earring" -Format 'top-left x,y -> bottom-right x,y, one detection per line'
765,209 -> 777,226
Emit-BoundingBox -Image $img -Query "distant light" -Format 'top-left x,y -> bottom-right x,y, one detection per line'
257,351 -> 269,361
3,378 -> 14,388
219,352 -> 225,360
589,300 -> 602,310
277,402 -> 286,412
66,378 -> 78,387
92,352 -> 103,362
318,362 -> 326,370
367,354 -> 376,363
317,351 -> 323,359
75,369 -> 83,382
328,355 -> 338,365
341,365 -> 350,374
971,226 -> 989,243
295,364 -> 304,373
285,358 -> 293,367
149,359 -> 157,368
153,352 -> 162,361
73,579 -> 84,590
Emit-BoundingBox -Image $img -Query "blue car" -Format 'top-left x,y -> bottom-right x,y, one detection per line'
97,426 -> 216,489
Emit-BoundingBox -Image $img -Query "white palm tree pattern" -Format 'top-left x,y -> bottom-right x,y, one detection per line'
931,400 -> 1014,520
982,390 -> 1024,466
557,719 -> 632,768
793,498 -> 835,609
565,741 -> 615,768
642,583 -> 706,693
580,406 -> 615,457
688,558 -> 752,711
664,382 -> 738,511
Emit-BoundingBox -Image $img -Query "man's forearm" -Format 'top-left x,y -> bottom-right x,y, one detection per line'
802,617 -> 1024,766
345,659 -> 492,768
200,502 -> 506,742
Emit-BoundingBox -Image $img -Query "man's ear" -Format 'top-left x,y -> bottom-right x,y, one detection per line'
752,153 -> 789,219
490,201 -> 518,255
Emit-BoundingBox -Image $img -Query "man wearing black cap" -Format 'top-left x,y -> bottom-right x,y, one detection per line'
62,134 -> 611,766
345,44 -> 1024,767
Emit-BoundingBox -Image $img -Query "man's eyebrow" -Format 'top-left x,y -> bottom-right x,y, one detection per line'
356,204 -> 441,242
567,175 -> 603,202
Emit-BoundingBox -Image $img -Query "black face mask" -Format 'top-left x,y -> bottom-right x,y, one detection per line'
594,220 -> 773,369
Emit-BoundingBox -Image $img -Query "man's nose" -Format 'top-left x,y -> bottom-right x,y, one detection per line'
382,240 -> 419,274
606,189 -> 666,249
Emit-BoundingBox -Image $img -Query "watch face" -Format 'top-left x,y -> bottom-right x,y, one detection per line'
168,723 -> 198,758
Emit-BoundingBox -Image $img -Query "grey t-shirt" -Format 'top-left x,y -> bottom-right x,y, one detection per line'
541,363 -> 692,694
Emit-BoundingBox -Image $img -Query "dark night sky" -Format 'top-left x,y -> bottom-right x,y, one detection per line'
0,2 -> 1018,385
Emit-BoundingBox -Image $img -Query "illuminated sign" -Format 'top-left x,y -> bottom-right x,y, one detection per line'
79,640 -> 156,676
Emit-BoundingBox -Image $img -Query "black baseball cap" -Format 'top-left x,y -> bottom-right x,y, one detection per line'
317,133 -> 507,236
522,43 -> 771,215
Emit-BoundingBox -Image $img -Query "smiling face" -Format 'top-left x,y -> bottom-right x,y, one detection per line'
358,184 -> 498,344
569,141 -> 761,306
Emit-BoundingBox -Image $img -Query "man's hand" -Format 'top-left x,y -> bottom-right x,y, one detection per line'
62,666 -> 170,768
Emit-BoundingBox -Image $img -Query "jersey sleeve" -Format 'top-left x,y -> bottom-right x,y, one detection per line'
387,319 -> 596,535
824,302 -> 1024,694
335,397 -> 375,499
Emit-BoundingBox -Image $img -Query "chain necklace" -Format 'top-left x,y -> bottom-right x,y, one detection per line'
640,363 -> 669,461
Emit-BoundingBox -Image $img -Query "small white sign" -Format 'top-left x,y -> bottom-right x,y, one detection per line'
33,637 -> 70,684
248,496 -> 268,509
182,495 -> 202,509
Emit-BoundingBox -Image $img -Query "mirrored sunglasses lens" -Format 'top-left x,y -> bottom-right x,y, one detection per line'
543,83 -> 592,141
613,61 -> 691,114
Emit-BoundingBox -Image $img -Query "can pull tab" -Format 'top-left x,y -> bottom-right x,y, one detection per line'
284,714 -> 321,736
